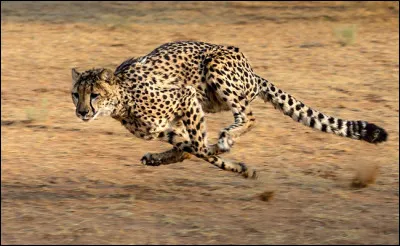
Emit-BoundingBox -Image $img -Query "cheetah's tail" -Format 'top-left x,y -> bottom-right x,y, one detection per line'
256,76 -> 388,144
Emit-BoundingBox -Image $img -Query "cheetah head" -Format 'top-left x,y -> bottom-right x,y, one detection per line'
71,68 -> 118,122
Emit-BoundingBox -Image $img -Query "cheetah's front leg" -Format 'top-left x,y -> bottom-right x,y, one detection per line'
141,148 -> 191,166
122,119 -> 190,166
140,121 -> 192,166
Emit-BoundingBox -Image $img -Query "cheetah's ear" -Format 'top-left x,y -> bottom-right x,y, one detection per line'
99,68 -> 115,84
71,68 -> 80,85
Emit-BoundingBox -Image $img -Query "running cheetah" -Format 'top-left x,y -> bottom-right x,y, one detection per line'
71,41 -> 388,179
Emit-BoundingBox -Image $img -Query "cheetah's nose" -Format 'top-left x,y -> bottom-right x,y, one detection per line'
78,110 -> 89,117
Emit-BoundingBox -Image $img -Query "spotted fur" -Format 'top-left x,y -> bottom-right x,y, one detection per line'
71,41 -> 387,179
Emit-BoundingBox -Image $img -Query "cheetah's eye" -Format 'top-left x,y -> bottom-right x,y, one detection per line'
72,93 -> 79,99
91,93 -> 100,99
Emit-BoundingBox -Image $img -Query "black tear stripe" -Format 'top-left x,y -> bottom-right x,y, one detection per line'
90,101 -> 96,116
90,84 -> 96,115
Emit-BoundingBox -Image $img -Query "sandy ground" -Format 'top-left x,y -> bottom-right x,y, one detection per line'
1,1 -> 399,245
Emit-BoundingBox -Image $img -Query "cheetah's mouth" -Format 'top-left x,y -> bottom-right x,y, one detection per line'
80,110 -> 100,122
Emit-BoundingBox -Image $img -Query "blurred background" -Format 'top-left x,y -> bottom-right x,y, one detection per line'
1,1 -> 399,244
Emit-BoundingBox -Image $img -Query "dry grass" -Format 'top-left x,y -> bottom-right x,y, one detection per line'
334,25 -> 357,46
1,1 -> 399,245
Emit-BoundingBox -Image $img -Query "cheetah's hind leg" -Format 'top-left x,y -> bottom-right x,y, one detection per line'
174,92 -> 257,179
203,52 -> 257,153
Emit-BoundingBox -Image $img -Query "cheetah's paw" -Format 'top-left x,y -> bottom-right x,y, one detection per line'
217,134 -> 234,153
140,153 -> 162,166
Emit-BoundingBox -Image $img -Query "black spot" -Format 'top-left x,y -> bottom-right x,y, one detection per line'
167,132 -> 176,144
270,86 -> 275,92
183,146 -> 192,153
307,109 -> 313,117
318,113 -> 324,120
204,57 -> 212,65
295,104 -> 301,111
280,95 -> 286,100
298,112 -> 303,122
310,118 -> 316,128
287,108 -> 294,118
328,117 -> 335,124
337,119 -> 343,129
288,98 -> 293,106
321,124 -> 327,132
221,162 -> 226,170
346,121 -> 352,137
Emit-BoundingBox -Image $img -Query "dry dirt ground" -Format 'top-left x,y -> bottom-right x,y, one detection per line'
1,1 -> 399,245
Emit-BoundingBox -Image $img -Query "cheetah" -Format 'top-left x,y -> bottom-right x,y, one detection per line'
71,41 -> 388,179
